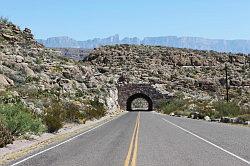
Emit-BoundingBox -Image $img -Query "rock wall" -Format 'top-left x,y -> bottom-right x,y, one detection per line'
105,87 -> 120,113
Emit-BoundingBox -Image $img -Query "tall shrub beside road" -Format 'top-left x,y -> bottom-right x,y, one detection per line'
213,101 -> 241,117
0,119 -> 13,148
159,99 -> 188,115
85,98 -> 106,120
43,102 -> 64,133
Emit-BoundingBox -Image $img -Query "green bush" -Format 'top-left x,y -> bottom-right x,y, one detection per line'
64,102 -> 85,123
159,99 -> 187,115
213,101 -> 241,117
43,102 -> 64,133
0,103 -> 45,136
85,98 -> 106,120
0,119 -> 13,148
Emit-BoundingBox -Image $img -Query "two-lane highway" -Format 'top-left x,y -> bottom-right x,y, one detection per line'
9,112 -> 250,166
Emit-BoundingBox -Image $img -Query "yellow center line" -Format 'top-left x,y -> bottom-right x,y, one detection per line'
131,112 -> 140,166
124,112 -> 140,166
124,113 -> 139,166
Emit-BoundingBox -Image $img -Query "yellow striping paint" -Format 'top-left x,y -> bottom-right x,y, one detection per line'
124,113 -> 139,166
131,112 -> 140,166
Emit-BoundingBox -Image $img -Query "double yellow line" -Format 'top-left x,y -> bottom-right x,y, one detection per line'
124,112 -> 140,166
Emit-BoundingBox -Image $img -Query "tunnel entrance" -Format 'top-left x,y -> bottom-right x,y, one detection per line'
126,93 -> 153,111
118,84 -> 172,111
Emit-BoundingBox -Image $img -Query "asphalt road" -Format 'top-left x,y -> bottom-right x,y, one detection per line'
9,112 -> 250,166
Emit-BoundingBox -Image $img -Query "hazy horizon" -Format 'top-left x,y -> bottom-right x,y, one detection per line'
38,34 -> 250,41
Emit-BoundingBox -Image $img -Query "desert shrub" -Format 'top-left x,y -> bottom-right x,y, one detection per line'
213,101 -> 241,117
75,89 -> 85,98
191,100 -> 218,118
43,102 -> 64,133
84,98 -> 106,120
0,90 -> 20,104
0,119 -> 13,148
35,57 -> 43,64
0,103 -> 45,136
159,99 -> 187,115
63,102 -> 85,123
25,76 -> 40,83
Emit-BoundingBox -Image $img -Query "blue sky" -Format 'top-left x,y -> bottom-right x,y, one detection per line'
1,0 -> 250,40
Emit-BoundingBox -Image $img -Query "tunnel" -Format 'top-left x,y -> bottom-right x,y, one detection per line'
126,93 -> 153,111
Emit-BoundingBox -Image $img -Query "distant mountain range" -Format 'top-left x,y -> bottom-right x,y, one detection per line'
37,35 -> 250,54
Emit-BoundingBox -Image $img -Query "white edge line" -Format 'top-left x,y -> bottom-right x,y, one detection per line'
161,118 -> 250,165
11,114 -> 126,166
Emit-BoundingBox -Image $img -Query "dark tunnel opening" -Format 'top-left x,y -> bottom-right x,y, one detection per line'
126,93 -> 153,111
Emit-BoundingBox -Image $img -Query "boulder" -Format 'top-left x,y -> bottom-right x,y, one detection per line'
189,112 -> 204,119
20,63 -> 35,76
2,33 -> 16,40
33,108 -> 43,115
0,74 -> 14,86
170,112 -> 175,116
15,55 -> 24,63
204,116 -> 211,121
220,117 -> 230,123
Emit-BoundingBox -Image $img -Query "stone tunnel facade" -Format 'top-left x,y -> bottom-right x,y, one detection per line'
117,84 -> 171,111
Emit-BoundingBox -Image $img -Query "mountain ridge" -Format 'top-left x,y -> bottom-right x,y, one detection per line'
37,35 -> 250,54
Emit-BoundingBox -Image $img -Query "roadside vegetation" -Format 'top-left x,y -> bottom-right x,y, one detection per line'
0,103 -> 45,136
158,94 -> 250,123
0,90 -> 107,147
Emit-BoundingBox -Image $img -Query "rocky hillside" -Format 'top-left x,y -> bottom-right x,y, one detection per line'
86,44 -> 250,109
0,21 -> 118,114
1,20 -> 250,114
2,20 -> 249,149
